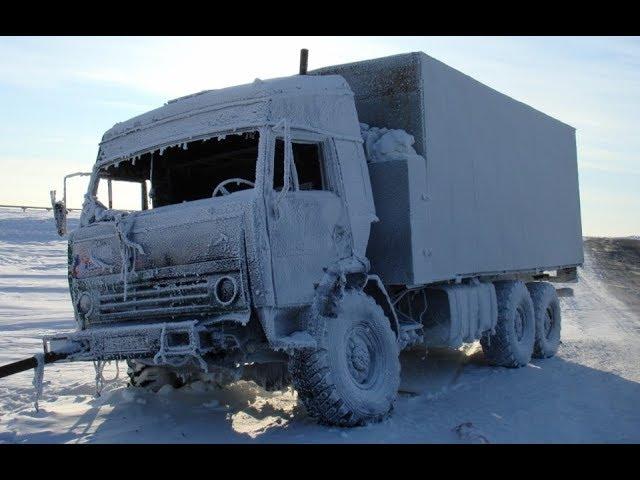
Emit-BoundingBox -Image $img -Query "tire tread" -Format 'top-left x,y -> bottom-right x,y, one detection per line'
480,281 -> 534,368
290,293 -> 399,427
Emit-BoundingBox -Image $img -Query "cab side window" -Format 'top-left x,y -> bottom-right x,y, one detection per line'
273,139 -> 327,192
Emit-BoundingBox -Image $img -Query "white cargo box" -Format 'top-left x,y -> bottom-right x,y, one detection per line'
313,52 -> 583,285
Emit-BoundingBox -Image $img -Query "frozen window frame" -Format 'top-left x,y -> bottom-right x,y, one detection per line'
268,129 -> 338,195
86,128 -> 266,212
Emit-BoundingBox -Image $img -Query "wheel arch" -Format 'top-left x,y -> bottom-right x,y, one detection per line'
310,257 -> 399,339
362,275 -> 400,339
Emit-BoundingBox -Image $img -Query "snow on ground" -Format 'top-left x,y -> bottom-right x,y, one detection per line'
0,207 -> 638,443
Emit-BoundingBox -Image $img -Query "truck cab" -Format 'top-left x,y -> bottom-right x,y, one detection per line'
68,74 -> 376,326
51,75 -> 400,422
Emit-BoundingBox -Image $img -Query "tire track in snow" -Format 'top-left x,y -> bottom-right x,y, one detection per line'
576,249 -> 639,336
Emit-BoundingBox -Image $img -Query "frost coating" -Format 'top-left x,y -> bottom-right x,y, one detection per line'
153,321 -> 208,372
93,359 -> 106,396
290,291 -> 400,426
98,75 -> 361,166
80,194 -> 118,227
89,360 -> 121,397
77,197 -> 146,299
113,213 -> 145,300
319,52 -> 583,286
37,51 -> 582,429
32,353 -> 44,412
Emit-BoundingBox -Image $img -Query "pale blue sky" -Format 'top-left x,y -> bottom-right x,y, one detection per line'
0,36 -> 638,236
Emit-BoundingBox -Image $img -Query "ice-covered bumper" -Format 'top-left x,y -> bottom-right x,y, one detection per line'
43,316 -> 247,364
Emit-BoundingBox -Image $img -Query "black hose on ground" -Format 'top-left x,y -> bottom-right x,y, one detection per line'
0,352 -> 68,379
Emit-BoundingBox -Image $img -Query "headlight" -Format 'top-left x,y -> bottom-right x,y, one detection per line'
77,292 -> 93,314
214,276 -> 237,306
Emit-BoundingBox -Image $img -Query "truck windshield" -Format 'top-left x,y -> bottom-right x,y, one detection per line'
96,131 -> 260,210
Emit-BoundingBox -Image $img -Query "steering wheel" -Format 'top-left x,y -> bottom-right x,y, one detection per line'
212,178 -> 255,197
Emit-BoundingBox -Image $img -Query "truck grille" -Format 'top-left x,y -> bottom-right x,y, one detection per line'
94,275 -> 216,323
78,265 -> 248,326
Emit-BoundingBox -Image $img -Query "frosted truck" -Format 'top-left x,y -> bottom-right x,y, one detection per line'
0,51 -> 583,427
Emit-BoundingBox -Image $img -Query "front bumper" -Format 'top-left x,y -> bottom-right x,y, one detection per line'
44,316 -> 247,365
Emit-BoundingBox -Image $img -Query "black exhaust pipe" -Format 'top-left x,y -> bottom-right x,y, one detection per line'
299,49 -> 308,75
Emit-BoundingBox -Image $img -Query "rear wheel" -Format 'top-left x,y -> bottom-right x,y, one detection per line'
526,282 -> 561,358
127,360 -> 184,392
290,291 -> 400,427
481,281 -> 535,367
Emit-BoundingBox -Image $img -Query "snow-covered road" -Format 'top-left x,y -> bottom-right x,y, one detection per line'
0,208 -> 638,443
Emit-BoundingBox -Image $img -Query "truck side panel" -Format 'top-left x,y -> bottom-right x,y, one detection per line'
420,54 -> 583,283
314,53 -> 583,285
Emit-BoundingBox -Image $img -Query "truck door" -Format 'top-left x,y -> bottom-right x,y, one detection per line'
265,131 -> 351,306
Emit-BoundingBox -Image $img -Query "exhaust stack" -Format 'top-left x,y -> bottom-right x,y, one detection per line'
299,49 -> 308,75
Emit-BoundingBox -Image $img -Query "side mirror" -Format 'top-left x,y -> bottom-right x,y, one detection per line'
50,190 -> 67,236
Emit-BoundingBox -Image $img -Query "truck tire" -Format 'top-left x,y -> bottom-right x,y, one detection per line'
290,291 -> 400,427
526,282 -> 561,358
480,281 -> 535,367
127,360 -> 183,392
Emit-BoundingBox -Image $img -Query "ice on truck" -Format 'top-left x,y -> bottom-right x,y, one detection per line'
0,50 -> 582,428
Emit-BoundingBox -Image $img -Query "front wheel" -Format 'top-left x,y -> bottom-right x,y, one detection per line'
290,291 -> 400,427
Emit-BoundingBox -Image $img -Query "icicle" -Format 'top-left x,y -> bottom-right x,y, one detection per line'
93,360 -> 106,397
32,353 -> 45,412
113,214 -> 145,301
103,360 -> 120,382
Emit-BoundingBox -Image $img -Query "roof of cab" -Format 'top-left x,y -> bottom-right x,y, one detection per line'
101,74 -> 354,143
